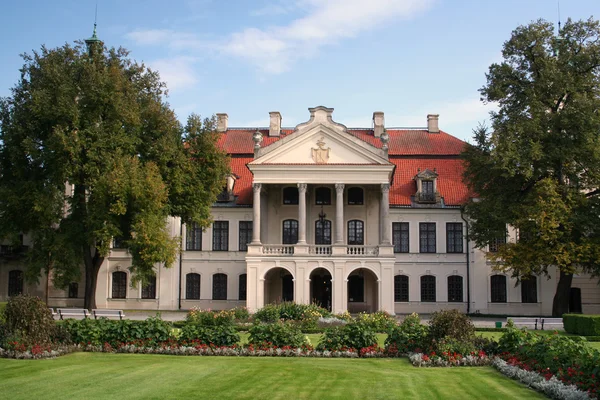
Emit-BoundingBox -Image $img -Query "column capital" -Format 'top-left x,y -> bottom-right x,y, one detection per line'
335,183 -> 345,192
297,183 -> 307,193
381,183 -> 390,193
253,183 -> 262,192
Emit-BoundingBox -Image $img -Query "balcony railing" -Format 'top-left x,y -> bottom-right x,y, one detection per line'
309,245 -> 332,255
262,245 -> 294,255
0,245 -> 28,257
347,245 -> 379,256
253,244 -> 381,257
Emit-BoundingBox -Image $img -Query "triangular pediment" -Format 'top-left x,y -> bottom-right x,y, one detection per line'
250,107 -> 389,166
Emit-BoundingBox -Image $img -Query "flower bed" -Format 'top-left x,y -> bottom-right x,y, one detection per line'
408,350 -> 491,367
0,344 -> 79,360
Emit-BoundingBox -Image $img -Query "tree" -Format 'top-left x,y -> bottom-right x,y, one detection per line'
0,39 -> 229,309
463,18 -> 600,316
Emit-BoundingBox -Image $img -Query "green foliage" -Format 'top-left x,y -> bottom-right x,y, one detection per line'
253,302 -> 330,323
428,309 -> 475,342
317,321 -> 378,351
179,324 -> 239,346
63,316 -> 173,346
185,308 -> 235,326
384,313 -> 429,355
563,314 -> 600,336
355,311 -> 397,332
462,18 -> 600,316
1,295 -> 56,346
248,321 -> 307,348
0,40 -> 229,307
232,307 -> 250,322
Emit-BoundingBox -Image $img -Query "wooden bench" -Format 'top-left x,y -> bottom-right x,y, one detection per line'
57,308 -> 89,320
510,317 -> 540,330
92,309 -> 126,320
540,317 -> 563,330
48,307 -> 57,317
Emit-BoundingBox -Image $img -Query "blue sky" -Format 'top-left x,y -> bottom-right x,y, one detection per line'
0,0 -> 597,141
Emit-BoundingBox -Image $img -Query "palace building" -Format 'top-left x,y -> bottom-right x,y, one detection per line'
1,106 -> 599,315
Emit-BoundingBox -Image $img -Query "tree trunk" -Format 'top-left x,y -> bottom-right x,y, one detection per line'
552,270 -> 573,317
83,246 -> 104,310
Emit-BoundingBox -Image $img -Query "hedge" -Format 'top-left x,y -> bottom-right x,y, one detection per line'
563,314 -> 600,336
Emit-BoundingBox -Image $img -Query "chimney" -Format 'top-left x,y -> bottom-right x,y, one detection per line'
216,113 -> 228,132
269,111 -> 282,137
373,111 -> 384,138
427,114 -> 439,133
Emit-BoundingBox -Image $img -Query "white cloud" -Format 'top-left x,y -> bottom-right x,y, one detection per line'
148,57 -> 199,91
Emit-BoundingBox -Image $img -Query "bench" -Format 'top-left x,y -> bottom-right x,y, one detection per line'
510,317 -> 540,330
57,308 -> 89,320
93,309 -> 126,320
48,307 -> 57,317
540,317 -> 563,330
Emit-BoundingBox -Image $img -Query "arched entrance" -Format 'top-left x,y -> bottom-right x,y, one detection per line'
347,268 -> 378,313
310,268 -> 332,311
264,268 -> 294,304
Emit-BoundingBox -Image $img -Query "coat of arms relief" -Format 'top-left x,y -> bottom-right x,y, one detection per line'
311,137 -> 330,164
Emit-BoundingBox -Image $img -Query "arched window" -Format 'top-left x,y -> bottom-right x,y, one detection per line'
315,187 -> 331,205
213,273 -> 227,300
490,275 -> 507,303
447,275 -> 463,302
142,276 -> 157,299
239,274 -> 247,301
348,275 -> 364,302
347,187 -> 364,205
282,219 -> 299,244
186,273 -> 201,300
68,282 -> 78,299
315,219 -> 332,245
521,276 -> 537,303
394,275 -> 409,302
112,271 -> 127,299
348,220 -> 364,245
8,270 -> 23,297
420,275 -> 436,302
283,187 -> 299,205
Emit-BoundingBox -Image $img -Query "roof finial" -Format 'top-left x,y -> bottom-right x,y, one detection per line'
557,0 -> 561,33
85,1 -> 101,53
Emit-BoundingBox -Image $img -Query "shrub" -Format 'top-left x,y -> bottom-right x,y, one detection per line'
317,321 -> 378,351
355,311 -> 397,332
185,308 -> 235,326
179,324 -> 239,346
232,307 -> 250,322
563,314 -> 600,336
428,309 -> 475,342
63,316 -> 173,346
253,302 -> 330,323
2,295 -> 56,346
253,304 -> 280,323
248,321 -> 306,347
384,313 -> 429,355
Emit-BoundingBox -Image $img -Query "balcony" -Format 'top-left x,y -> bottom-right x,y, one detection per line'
415,191 -> 440,204
0,245 -> 29,258
253,244 -> 383,257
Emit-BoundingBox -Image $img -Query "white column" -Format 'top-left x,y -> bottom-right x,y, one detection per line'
252,183 -> 261,244
335,183 -> 344,244
380,183 -> 391,245
297,183 -> 307,244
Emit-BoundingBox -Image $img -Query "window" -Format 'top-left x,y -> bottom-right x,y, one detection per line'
393,222 -> 409,253
348,275 -> 364,302
347,187 -> 364,205
212,273 -> 227,300
421,275 -> 436,302
446,223 -> 463,253
521,276 -> 537,303
447,275 -> 463,302
282,219 -> 298,244
315,187 -> 331,205
141,276 -> 156,299
238,221 -> 252,252
315,219 -> 332,245
8,270 -> 23,297
68,282 -> 78,299
113,236 -> 125,249
186,273 -> 201,300
112,271 -> 127,299
489,235 -> 506,253
186,222 -> 202,251
421,180 -> 435,202
283,187 -> 299,205
239,274 -> 247,301
212,221 -> 229,251
490,275 -> 507,303
419,223 -> 436,253
394,275 -> 409,302
348,220 -> 364,245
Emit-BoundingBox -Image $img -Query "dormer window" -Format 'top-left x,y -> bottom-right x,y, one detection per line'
414,169 -> 440,204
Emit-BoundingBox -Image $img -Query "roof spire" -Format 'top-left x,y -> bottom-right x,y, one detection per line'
85,2 -> 101,53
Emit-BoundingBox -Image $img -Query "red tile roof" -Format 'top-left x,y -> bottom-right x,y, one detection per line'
220,128 -> 472,206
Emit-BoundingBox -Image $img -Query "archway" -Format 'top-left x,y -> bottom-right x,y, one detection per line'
310,268 -> 332,311
347,268 -> 378,313
264,267 -> 294,304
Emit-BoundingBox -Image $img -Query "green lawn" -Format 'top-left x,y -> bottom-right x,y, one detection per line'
0,353 -> 544,400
